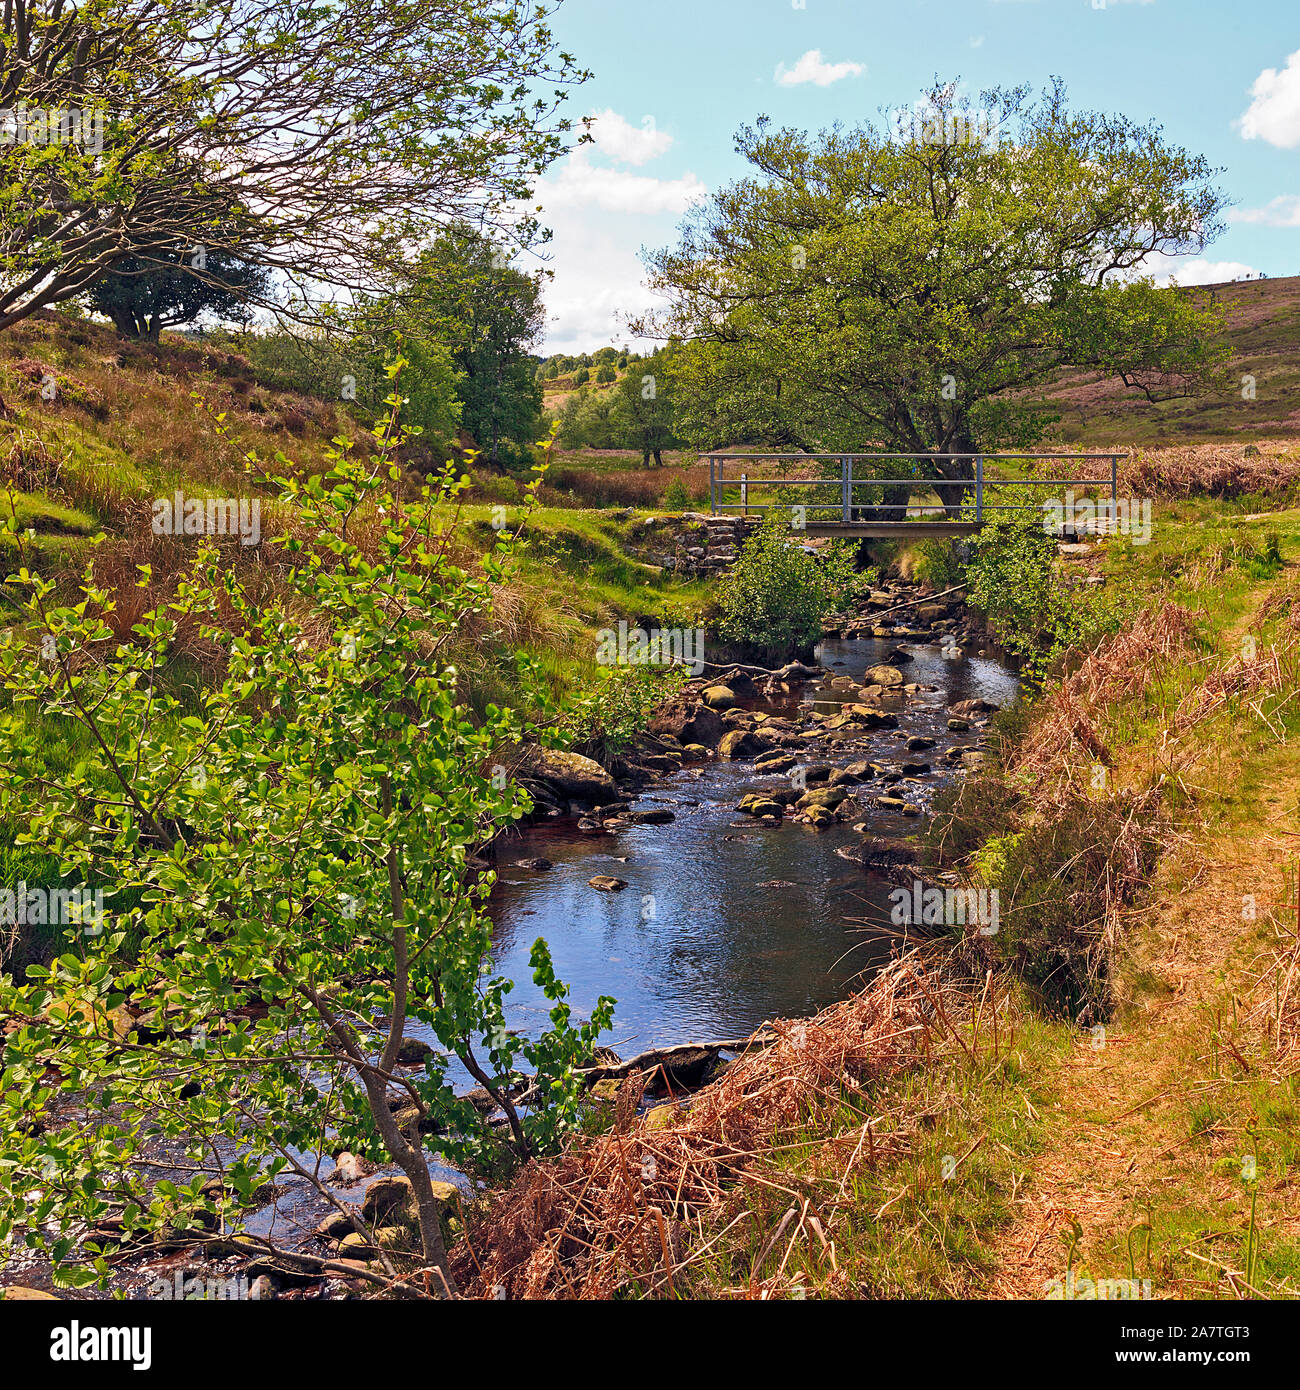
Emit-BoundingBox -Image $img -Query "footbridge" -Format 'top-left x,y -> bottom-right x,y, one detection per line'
704,453 -> 1125,538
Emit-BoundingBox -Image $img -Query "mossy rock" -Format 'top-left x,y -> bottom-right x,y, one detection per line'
863,664 -> 905,687
796,786 -> 848,810
718,729 -> 762,760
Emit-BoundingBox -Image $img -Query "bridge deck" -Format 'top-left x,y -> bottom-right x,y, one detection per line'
800,520 -> 981,538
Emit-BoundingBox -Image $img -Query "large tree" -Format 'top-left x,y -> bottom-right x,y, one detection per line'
381,228 -> 546,467
86,248 -> 270,340
608,346 -> 683,466
0,0 -> 586,334
641,81 -> 1230,505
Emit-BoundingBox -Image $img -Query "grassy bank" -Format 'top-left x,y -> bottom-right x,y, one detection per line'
0,315 -> 710,982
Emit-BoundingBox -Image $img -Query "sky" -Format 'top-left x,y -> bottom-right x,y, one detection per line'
526,0 -> 1300,353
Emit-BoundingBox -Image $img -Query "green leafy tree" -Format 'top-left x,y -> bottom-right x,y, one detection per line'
643,80 -> 1229,506
386,336 -> 463,447
377,228 -> 545,467
556,386 -> 617,449
0,0 -> 585,335
572,367 -> 590,387
609,348 -> 684,466
0,366 -> 612,1294
86,249 -> 270,341
594,364 -> 616,384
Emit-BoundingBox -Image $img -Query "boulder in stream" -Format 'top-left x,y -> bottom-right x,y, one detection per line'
718,729 -> 764,760
520,748 -> 618,804
863,664 -> 905,687
649,696 -> 724,748
949,697 -> 999,717
796,786 -> 848,810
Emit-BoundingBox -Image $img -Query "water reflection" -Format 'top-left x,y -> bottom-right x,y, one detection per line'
474,635 -> 1019,1057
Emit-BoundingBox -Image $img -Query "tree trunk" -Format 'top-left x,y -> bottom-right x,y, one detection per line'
936,431 -> 978,518
303,980 -> 457,1294
108,309 -> 141,338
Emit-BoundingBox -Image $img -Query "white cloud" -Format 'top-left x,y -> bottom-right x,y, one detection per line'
530,198 -> 671,354
536,225 -> 652,352
1237,49 -> 1300,149
1230,195 -> 1300,228
587,109 -> 673,166
537,147 -> 706,216
969,35 -> 985,48
531,144 -> 708,352
774,49 -> 865,88
1150,257 -> 1261,287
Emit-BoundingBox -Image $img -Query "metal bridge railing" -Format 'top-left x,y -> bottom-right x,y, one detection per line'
705,453 -> 1124,525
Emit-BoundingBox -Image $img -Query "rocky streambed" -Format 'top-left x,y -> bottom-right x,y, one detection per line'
478,578 -> 1017,1055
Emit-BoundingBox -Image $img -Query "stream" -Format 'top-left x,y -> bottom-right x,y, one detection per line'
475,633 -> 1019,1057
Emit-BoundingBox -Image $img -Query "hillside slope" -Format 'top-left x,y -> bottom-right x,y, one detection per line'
1042,275 -> 1300,446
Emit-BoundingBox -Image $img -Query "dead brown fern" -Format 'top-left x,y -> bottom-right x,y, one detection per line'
449,949 -> 985,1299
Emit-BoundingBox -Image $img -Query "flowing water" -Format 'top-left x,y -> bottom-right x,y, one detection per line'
478,635 -> 1019,1058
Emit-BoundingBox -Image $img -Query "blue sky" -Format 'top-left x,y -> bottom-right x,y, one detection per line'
528,0 -> 1300,352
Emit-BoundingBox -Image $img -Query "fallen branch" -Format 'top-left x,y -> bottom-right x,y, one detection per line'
579,1033 -> 777,1082
854,582 -> 968,625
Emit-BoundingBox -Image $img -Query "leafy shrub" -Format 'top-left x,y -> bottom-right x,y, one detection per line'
712,509 -> 857,662
0,362 -> 610,1293
966,498 -> 1120,679
925,773 -> 1023,867
563,664 -> 687,764
1236,530 -> 1283,579
910,537 -> 967,589
662,477 -> 690,511
245,330 -> 374,402
470,471 -> 523,504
